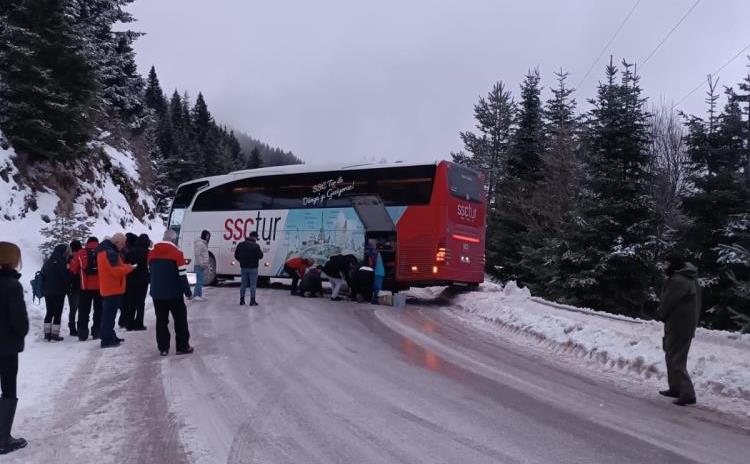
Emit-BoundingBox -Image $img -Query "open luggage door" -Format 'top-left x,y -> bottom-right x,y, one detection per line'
350,195 -> 397,286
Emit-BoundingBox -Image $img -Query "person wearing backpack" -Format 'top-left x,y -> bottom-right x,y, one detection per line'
69,237 -> 103,341
0,242 -> 29,455
67,240 -> 82,337
41,244 -> 73,342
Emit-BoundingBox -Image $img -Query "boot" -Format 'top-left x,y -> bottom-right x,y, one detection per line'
240,297 -> 245,306
69,324 -> 78,337
44,322 -> 52,342
659,389 -> 679,398
0,398 -> 27,455
50,324 -> 64,342
250,299 -> 258,306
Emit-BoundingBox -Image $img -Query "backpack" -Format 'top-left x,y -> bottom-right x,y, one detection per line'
31,270 -> 44,303
85,248 -> 98,276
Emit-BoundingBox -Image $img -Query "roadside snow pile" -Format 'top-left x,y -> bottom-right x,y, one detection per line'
454,282 -> 750,401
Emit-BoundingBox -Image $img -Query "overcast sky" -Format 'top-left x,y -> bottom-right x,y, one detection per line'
128,0 -> 750,165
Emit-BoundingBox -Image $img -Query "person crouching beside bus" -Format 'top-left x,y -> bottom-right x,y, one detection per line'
97,234 -> 134,349
299,266 -> 323,297
284,256 -> 313,296
0,242 -> 29,455
193,230 -> 211,301
322,254 -> 351,301
350,265 -> 375,303
149,230 -> 193,356
234,231 -> 263,306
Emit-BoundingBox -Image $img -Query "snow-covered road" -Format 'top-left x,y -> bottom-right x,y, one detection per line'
7,285 -> 750,463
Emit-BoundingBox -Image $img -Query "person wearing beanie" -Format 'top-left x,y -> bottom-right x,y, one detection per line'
41,244 -> 73,342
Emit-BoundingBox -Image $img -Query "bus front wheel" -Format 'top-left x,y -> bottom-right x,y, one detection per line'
206,253 -> 218,286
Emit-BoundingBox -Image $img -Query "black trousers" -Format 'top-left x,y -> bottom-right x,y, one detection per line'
44,294 -> 65,324
0,354 -> 18,399
67,285 -> 81,329
77,290 -> 103,340
665,335 -> 696,400
154,298 -> 190,352
350,270 -> 374,302
121,282 -> 148,329
284,265 -> 300,294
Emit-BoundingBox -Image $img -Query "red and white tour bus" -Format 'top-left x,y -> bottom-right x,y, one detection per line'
167,160 -> 486,289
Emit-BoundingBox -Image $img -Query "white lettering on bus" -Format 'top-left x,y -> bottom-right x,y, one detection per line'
457,204 -> 477,221
303,180 -> 355,206
223,212 -> 282,241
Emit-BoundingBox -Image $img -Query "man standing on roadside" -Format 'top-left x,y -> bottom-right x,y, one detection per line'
657,254 -> 701,406
149,230 -> 194,356
193,230 -> 211,301
234,231 -> 263,306
96,233 -> 134,349
70,237 -> 102,341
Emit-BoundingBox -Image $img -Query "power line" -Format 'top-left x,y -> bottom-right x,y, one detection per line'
577,0 -> 643,89
641,0 -> 701,68
673,43 -> 750,109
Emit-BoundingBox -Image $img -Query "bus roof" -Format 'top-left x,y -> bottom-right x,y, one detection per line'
177,160 -> 444,189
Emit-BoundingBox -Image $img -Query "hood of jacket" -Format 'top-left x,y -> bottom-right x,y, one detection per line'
97,240 -> 120,266
52,244 -> 69,259
675,262 -> 698,279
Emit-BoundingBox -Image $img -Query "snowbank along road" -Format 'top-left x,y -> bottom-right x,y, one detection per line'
8,285 -> 750,464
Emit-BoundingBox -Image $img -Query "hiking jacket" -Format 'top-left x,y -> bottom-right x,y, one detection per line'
42,244 -> 73,296
149,241 -> 191,300
69,242 -> 100,291
0,269 -> 29,355
234,240 -> 263,269
285,257 -> 309,277
194,238 -> 210,267
97,240 -> 134,297
658,263 -> 702,342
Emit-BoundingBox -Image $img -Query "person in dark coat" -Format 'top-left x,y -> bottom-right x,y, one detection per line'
322,254 -> 352,301
299,266 -> 323,297
0,242 -> 29,455
149,230 -> 193,356
234,231 -> 263,306
42,244 -> 73,342
119,233 -> 139,328
122,234 -> 150,331
67,239 -> 82,337
657,255 -> 701,406
350,265 -> 375,303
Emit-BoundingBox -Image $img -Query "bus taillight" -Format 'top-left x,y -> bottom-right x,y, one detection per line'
436,247 -> 447,262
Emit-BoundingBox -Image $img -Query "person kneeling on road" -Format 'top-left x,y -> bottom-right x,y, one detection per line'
149,230 -> 194,357
299,266 -> 323,297
350,266 -> 375,303
284,256 -> 313,295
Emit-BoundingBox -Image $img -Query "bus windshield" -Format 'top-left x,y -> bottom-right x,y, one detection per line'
448,165 -> 483,203
169,181 -> 208,235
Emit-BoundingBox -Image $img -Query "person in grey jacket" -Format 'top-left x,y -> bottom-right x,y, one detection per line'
657,255 -> 701,406
193,230 -> 211,301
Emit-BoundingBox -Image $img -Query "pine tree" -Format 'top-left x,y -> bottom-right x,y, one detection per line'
517,70 -> 582,300
144,66 -> 167,115
39,203 -> 94,259
0,0 -> 97,162
568,59 -> 655,316
491,69 -> 546,283
228,131 -> 244,169
247,147 -> 263,169
456,82 -> 516,200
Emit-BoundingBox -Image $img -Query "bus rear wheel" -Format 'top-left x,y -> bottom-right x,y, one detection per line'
206,253 -> 218,286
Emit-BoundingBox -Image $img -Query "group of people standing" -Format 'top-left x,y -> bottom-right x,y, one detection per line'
37,231 -> 194,354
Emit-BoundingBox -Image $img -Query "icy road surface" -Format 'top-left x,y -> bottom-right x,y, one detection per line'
9,285 -> 750,463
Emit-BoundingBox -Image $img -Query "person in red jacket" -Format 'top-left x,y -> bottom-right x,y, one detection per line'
283,257 -> 313,296
69,237 -> 103,341
96,234 -> 134,349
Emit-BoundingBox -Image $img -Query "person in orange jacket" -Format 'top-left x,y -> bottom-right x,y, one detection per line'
69,237 -> 103,341
96,233 -> 134,349
283,257 -> 313,295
